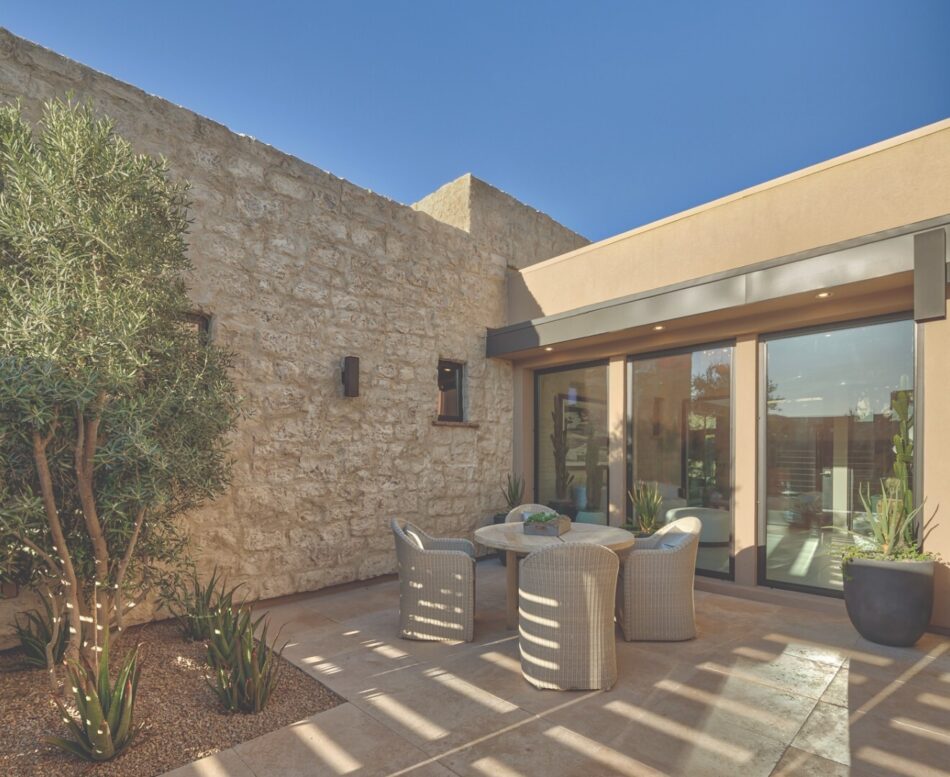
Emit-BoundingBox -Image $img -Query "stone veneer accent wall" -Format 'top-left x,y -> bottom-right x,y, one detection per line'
0,29 -> 586,644
413,173 -> 589,270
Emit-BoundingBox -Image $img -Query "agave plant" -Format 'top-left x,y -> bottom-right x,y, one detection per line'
44,640 -> 141,761
207,604 -> 285,713
14,596 -> 68,669
500,473 -> 525,509
168,566 -> 243,641
857,478 -> 924,557
629,481 -> 664,534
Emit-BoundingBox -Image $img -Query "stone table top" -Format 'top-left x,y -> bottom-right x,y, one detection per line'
474,522 -> 636,555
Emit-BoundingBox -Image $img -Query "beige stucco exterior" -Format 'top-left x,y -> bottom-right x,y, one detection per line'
510,118 -> 950,322
506,123 -> 950,631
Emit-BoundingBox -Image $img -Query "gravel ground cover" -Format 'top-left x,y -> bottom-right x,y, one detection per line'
0,619 -> 342,776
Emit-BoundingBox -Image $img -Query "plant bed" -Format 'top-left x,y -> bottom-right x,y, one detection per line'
0,619 -> 342,777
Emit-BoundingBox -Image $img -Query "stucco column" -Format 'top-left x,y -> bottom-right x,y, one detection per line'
608,356 -> 627,527
733,335 -> 758,586
923,313 -> 950,630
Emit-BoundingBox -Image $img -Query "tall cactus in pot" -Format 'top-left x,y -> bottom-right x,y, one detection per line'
890,390 -> 915,542
551,398 -> 574,501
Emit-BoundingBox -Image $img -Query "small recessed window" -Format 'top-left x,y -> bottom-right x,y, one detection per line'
437,360 -> 464,422
184,312 -> 212,341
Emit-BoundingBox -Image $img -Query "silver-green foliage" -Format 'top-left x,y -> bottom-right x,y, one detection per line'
207,605 -> 285,714
0,98 -> 242,669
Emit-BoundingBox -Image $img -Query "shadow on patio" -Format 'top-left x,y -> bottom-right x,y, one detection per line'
168,560 -> 950,777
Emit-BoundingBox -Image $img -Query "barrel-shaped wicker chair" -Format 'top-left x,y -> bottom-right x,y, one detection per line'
391,519 -> 476,643
616,516 -> 701,641
505,503 -> 552,523
518,543 -> 619,690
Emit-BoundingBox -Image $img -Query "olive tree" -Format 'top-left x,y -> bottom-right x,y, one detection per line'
0,99 -> 241,684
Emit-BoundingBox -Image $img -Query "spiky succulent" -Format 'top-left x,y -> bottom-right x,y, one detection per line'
44,641 -> 141,761
207,604 -> 284,714
167,565 -> 243,641
13,596 -> 68,669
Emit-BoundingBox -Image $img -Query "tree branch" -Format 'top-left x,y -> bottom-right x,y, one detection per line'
32,430 -> 82,666
17,531 -> 62,575
113,506 -> 146,630
74,404 -> 109,582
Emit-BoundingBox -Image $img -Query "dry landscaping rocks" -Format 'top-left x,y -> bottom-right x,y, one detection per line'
0,619 -> 341,776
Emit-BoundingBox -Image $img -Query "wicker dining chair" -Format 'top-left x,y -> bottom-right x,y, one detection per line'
518,543 -> 619,690
616,516 -> 701,641
505,503 -> 551,523
391,519 -> 476,643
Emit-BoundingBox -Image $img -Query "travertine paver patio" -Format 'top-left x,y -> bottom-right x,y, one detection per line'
165,561 -> 950,777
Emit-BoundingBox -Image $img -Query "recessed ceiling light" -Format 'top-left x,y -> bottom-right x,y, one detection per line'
653,325 -> 665,331
816,291 -> 832,299
543,346 -> 554,352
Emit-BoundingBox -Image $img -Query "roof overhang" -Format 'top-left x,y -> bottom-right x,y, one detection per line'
487,216 -> 950,360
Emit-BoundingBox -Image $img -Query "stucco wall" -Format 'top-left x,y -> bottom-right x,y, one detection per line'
510,119 -> 950,322
0,29 -> 579,643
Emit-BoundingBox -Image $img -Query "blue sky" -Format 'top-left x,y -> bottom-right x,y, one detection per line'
4,1 -> 949,240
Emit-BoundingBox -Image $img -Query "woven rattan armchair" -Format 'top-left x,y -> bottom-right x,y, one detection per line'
505,503 -> 551,523
518,544 -> 619,690
617,516 -> 701,642
391,519 -> 476,643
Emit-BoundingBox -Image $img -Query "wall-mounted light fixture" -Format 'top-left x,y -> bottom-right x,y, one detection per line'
342,356 -> 360,397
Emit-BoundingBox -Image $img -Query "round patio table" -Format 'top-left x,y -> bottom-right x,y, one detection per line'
474,522 -> 636,629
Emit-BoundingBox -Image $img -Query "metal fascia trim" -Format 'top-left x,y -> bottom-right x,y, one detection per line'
488,216 -> 949,358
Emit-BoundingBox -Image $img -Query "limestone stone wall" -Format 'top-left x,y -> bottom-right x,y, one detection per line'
0,29 -> 580,644
414,173 -> 588,270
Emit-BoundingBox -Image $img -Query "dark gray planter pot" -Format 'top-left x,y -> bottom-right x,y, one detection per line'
842,557 -> 934,647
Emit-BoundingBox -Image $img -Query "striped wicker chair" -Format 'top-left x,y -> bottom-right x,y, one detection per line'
518,544 -> 619,690
391,519 -> 476,643
617,516 -> 701,641
505,504 -> 551,523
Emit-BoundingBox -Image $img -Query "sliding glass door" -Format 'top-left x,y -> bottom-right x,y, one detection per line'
535,362 -> 610,523
628,344 -> 734,577
759,317 -> 915,594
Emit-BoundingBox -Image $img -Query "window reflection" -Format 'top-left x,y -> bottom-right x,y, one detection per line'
536,363 -> 609,523
628,346 -> 734,576
762,319 -> 915,592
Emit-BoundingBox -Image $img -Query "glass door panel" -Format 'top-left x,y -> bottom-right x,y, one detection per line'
761,318 -> 915,593
535,363 -> 610,522
628,345 -> 734,577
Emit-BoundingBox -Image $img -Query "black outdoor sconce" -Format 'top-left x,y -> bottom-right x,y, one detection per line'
342,356 -> 360,397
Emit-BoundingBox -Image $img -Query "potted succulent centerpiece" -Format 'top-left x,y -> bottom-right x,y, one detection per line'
841,478 -> 937,647
523,511 -> 571,537
627,481 -> 664,537
494,473 -> 525,565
